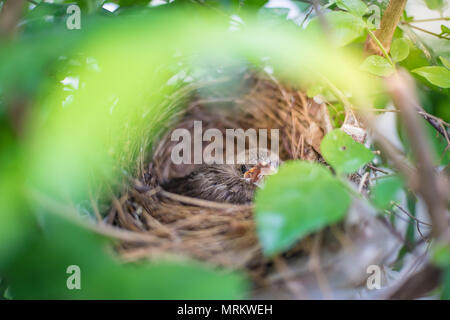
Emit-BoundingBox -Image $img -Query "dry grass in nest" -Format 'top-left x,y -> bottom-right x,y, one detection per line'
104,72 -> 385,297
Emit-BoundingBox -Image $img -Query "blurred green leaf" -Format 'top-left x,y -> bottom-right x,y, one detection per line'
431,243 -> 450,300
0,127 -> 32,270
255,161 -> 351,256
258,7 -> 290,25
423,0 -> 445,11
57,0 -> 105,12
443,268 -> 450,299
320,129 -> 374,174
399,43 -> 431,71
442,25 -> 450,36
242,0 -> 268,10
371,176 -> 403,210
327,102 -> 346,128
307,11 -> 366,47
360,55 -> 394,77
391,38 -> 410,62
26,2 -> 68,18
119,0 -> 150,6
432,243 -> 450,268
292,1 -> 310,12
440,56 -> 450,69
412,66 -> 450,88
371,92 -> 390,110
4,213 -> 247,299
335,0 -> 368,16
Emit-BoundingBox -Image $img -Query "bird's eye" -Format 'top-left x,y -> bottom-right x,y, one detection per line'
240,165 -> 247,174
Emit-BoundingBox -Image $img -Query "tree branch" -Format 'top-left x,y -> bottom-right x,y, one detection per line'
365,0 -> 408,55
386,70 -> 449,238
0,0 -> 26,38
387,263 -> 441,299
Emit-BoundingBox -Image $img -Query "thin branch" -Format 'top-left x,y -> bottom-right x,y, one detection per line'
367,28 -> 395,67
367,163 -> 390,175
156,188 -> 252,211
402,22 -> 450,40
409,17 -> 450,23
358,172 -> 369,193
392,202 -> 432,227
417,110 -> 450,142
300,5 -> 314,28
30,188 -> 162,244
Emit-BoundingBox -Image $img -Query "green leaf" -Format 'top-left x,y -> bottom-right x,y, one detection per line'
424,0 -> 445,10
443,268 -> 450,299
243,0 -> 269,9
432,243 -> 450,268
440,56 -> 450,69
258,7 -> 290,23
307,11 -> 366,47
58,0 -> 105,13
430,243 -> 450,300
371,176 -> 403,209
335,0 -> 368,16
320,129 -> 374,174
441,25 -> 450,35
390,38 -> 410,62
5,214 -> 247,299
412,66 -> 450,88
360,55 -> 394,77
327,102 -> 346,128
255,161 -> 351,256
293,1 -> 310,12
119,0 -> 151,7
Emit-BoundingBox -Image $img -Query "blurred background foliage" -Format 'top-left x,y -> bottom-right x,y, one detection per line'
0,0 -> 449,299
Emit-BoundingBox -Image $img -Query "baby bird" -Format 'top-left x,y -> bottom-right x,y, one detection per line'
162,162 -> 277,204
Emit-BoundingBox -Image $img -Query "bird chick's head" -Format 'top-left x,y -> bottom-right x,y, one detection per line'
230,149 -> 280,187
239,161 -> 278,187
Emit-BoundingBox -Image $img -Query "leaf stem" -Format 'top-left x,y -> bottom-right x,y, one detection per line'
409,17 -> 450,23
402,22 -> 450,40
367,28 -> 395,67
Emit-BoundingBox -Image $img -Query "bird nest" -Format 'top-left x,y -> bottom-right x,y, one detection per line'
105,71 -> 398,298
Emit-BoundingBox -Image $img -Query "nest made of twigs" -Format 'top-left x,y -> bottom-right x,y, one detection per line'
104,71 -> 396,298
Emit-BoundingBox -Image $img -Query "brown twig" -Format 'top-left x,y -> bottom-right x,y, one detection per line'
386,70 -> 449,238
379,70 -> 450,300
307,232 -> 333,299
273,256 -> 307,299
416,110 -> 450,142
388,264 -> 441,299
0,0 -> 26,38
30,189 -> 162,244
367,163 -> 390,175
392,202 -> 432,227
159,189 -> 252,210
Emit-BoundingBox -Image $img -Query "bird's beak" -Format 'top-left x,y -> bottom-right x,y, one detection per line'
244,162 -> 278,187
